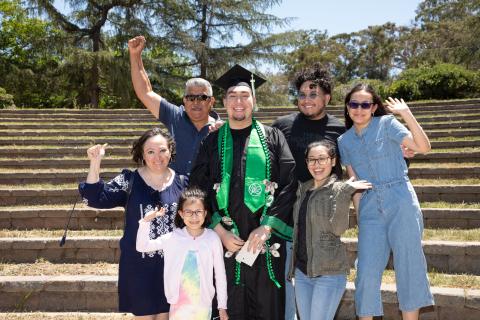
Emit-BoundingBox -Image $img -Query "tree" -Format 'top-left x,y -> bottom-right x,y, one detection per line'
148,0 -> 294,80
32,0 -> 142,107
410,0 -> 480,70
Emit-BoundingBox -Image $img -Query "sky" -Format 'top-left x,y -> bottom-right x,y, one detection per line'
270,0 -> 422,36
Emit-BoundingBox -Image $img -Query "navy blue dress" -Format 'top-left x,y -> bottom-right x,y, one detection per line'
79,169 -> 187,316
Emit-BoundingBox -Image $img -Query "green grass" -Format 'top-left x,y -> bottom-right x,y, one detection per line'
0,259 -> 117,276
410,162 -> 480,168
430,136 -> 480,142
421,201 -> 480,209
0,229 -> 123,237
430,147 -> 480,153
347,269 -> 480,289
410,178 -> 480,185
343,227 -> 480,241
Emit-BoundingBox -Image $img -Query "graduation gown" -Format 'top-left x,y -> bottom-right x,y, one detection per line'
190,123 -> 297,320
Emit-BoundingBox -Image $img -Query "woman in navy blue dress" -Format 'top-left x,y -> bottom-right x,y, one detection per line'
79,128 -> 187,319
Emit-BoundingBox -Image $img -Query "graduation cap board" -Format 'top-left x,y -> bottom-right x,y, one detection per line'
214,64 -> 266,98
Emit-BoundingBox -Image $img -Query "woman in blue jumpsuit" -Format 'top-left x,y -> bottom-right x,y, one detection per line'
337,84 -> 434,320
79,128 -> 187,319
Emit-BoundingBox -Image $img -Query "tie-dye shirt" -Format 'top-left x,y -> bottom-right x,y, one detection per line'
136,222 -> 228,310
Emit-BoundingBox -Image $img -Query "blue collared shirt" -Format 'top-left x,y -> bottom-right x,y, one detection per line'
159,99 -> 219,176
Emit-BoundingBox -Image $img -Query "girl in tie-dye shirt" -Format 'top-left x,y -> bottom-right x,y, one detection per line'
136,188 -> 229,320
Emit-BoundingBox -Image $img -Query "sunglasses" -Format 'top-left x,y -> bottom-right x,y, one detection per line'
184,94 -> 212,102
297,92 -> 319,101
347,101 -> 374,109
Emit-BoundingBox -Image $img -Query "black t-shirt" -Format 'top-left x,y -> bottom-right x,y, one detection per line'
272,112 -> 346,183
295,189 -> 313,274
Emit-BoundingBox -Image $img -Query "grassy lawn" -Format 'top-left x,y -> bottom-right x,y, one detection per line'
411,178 -> 480,185
420,201 -> 480,209
343,227 -> 480,241
347,269 -> 480,289
1,261 -> 478,289
0,229 -> 123,238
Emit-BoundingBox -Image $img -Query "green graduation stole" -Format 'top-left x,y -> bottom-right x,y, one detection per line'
216,120 -> 267,214
216,119 -> 281,288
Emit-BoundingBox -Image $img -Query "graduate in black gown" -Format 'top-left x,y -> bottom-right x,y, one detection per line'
190,65 -> 297,320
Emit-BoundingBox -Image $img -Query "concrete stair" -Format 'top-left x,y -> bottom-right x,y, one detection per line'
1,100 -> 479,319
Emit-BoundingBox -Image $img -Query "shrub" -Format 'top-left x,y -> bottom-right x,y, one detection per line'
0,87 -> 15,109
389,64 -> 480,100
331,79 -> 390,105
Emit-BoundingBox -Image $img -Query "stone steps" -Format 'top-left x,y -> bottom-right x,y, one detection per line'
2,141 -> 480,159
1,184 -> 479,205
2,118 -> 479,130
1,236 -> 479,275
3,112 -> 479,123
1,276 -> 478,319
1,206 -> 478,230
0,102 -> 478,318
0,166 -> 478,184
1,152 -> 478,170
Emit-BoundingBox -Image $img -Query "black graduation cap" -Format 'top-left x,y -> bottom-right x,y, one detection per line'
214,64 -> 266,97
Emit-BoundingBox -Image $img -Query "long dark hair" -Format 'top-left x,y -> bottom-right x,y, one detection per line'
174,187 -> 211,228
344,83 -> 387,129
130,127 -> 176,166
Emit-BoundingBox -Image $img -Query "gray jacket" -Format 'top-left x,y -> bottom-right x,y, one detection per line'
288,175 -> 356,279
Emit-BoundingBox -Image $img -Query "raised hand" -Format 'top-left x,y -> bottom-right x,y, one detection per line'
143,207 -> 166,222
87,143 -> 108,162
384,97 -> 410,115
346,176 -> 372,190
128,36 -> 146,56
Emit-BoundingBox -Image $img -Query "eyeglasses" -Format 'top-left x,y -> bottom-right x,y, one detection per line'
306,157 -> 331,166
347,101 -> 374,109
297,92 -> 319,101
182,209 -> 206,217
184,94 -> 212,102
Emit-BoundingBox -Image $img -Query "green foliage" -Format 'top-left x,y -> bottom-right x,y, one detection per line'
0,87 -> 15,109
331,79 -> 391,105
389,63 -> 480,100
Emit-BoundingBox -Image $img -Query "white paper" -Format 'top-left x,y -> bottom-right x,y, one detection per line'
235,240 -> 261,266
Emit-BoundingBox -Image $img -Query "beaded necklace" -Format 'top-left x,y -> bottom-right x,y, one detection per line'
219,119 -> 281,288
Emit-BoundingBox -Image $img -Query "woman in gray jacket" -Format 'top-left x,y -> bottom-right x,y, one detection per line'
288,140 -> 371,320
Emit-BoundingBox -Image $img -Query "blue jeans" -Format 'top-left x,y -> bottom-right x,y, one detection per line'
294,268 -> 346,320
285,241 -> 297,320
355,182 -> 434,317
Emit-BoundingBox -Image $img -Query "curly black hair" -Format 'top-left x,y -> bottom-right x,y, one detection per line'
292,63 -> 333,95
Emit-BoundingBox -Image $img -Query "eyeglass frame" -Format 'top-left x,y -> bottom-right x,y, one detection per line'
305,156 -> 332,166
181,209 -> 207,217
184,94 -> 212,102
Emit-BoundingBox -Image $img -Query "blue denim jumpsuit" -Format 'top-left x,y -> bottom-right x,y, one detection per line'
338,115 -> 434,316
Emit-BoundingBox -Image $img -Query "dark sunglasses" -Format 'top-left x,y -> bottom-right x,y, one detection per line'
184,94 -> 212,102
347,101 -> 374,109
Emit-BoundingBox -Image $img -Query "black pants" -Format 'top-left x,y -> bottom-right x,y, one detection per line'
225,246 -> 286,320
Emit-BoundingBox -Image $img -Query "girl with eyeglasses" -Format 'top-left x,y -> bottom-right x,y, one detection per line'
338,84 -> 434,320
288,140 -> 371,320
136,187 -> 229,320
